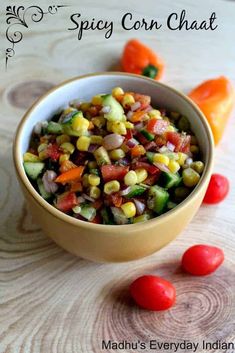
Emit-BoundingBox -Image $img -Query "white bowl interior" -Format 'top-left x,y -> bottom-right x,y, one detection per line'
18,74 -> 209,165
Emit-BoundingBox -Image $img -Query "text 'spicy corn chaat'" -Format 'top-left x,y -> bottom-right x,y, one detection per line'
23,88 -> 204,225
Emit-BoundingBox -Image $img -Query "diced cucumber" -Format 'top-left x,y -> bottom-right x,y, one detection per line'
61,111 -> 84,137
37,178 -> 52,200
146,151 -> 155,163
160,171 -> 182,189
79,204 -> 96,221
24,162 -> 45,180
47,121 -> 63,134
101,207 -> 114,225
133,214 -> 151,223
102,94 -> 124,121
124,185 -> 147,198
147,185 -> 169,214
111,207 -> 129,225
140,129 -> 155,141
89,168 -> 100,176
94,146 -> 111,166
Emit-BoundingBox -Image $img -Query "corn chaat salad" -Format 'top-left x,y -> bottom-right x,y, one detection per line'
23,87 -> 205,225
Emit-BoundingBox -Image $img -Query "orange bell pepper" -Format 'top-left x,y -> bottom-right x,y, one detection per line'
121,39 -> 164,80
55,166 -> 84,184
189,76 -> 235,145
131,145 -> 146,158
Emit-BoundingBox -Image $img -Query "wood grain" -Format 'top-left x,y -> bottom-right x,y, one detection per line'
0,0 -> 235,352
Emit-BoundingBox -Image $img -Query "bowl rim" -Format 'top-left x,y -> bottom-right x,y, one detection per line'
13,72 -> 214,233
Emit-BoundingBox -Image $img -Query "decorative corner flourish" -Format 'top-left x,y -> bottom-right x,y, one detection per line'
5,5 -> 68,69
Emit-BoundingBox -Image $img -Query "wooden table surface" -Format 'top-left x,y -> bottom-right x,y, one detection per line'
0,0 -> 235,352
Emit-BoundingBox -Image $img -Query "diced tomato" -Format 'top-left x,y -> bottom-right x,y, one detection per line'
147,119 -> 169,134
155,135 -> 167,147
133,162 -> 160,175
91,214 -> 102,224
133,93 -> 151,110
144,141 -> 157,151
93,199 -> 103,209
125,129 -> 133,140
101,165 -> 129,182
109,193 -> 123,207
47,143 -> 61,161
56,192 -> 77,212
136,132 -> 149,145
166,132 -> 191,153
180,135 -> 191,153
131,145 -> 146,157
143,174 -> 160,185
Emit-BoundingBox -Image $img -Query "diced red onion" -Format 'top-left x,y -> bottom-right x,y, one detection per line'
42,170 -> 58,193
186,157 -> 193,166
134,122 -> 144,131
118,157 -> 130,166
142,105 -> 152,113
82,193 -> 95,202
34,122 -> 42,134
127,111 -> 134,119
153,162 -> 170,173
111,207 -> 129,224
69,99 -> 81,108
101,105 -> 111,114
41,121 -> 48,128
88,144 -> 98,153
166,142 -> 175,152
126,138 -> 139,148
130,101 -> 141,111
103,133 -> 125,150
133,199 -> 145,215
159,146 -> 169,153
145,141 -> 157,151
77,196 -> 85,204
120,186 -> 131,196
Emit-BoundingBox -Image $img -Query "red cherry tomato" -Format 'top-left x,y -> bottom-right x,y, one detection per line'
130,275 -> 176,311
182,245 -> 224,276
203,174 -> 229,204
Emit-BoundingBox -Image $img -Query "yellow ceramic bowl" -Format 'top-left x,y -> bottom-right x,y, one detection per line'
13,73 -> 214,262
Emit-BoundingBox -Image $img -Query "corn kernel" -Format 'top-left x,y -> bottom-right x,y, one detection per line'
82,173 -> 89,187
121,93 -> 135,108
92,116 -> 106,128
190,145 -> 199,154
89,186 -> 101,199
37,143 -> 48,153
80,102 -> 91,112
124,170 -> 138,186
59,154 -> 70,164
88,174 -> 100,186
166,125 -> 176,132
148,109 -> 162,119
109,149 -> 125,161
121,202 -> 136,218
191,161 -> 204,174
183,168 -> 200,187
111,121 -> 127,135
177,152 -> 188,166
153,153 -> 170,166
90,135 -> 103,145
38,150 -> 48,160
56,134 -> 70,145
168,160 -> 180,173
76,136 -> 91,151
23,152 -> 40,163
112,87 -> 124,98
135,168 -> 148,183
104,180 -> 120,195
91,95 -> 103,106
88,161 -> 97,169
72,115 -> 89,132
106,121 -> 113,132
60,142 -> 75,154
125,121 -> 134,129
